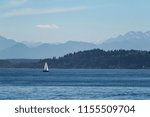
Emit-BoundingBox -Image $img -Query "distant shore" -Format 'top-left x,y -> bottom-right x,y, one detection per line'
1,49 -> 150,69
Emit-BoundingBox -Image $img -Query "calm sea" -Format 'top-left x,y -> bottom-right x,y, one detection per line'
0,68 -> 150,100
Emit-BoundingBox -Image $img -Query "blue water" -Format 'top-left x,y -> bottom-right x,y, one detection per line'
0,69 -> 150,99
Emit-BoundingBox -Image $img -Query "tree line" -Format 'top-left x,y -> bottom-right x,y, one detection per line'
1,49 -> 150,69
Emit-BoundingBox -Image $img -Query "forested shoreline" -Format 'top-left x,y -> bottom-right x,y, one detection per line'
1,49 -> 150,69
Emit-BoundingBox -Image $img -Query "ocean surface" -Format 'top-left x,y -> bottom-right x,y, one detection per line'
0,68 -> 150,100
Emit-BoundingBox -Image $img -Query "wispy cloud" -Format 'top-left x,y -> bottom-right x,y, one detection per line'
1,0 -> 28,9
10,0 -> 28,5
3,6 -> 88,17
36,24 -> 60,29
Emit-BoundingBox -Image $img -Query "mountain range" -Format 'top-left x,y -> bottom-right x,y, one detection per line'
101,31 -> 150,50
0,31 -> 150,59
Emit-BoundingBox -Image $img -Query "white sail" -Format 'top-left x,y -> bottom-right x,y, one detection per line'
43,62 -> 49,72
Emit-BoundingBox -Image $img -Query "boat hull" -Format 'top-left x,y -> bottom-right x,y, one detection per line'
43,70 -> 49,72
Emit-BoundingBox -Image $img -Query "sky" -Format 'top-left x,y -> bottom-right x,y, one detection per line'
0,0 -> 150,43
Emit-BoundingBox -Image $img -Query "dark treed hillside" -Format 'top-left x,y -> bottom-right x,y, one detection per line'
41,49 -> 150,69
1,49 -> 150,69
0,60 -> 12,68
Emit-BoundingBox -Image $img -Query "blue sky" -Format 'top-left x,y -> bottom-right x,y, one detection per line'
0,0 -> 150,43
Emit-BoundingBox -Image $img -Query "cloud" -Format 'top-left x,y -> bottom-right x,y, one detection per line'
10,0 -> 28,5
36,24 -> 60,29
3,6 -> 88,17
1,0 -> 28,9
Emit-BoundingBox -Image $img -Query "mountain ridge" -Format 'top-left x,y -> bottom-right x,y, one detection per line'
0,36 -> 17,51
99,31 -> 150,50
1,30 -> 150,58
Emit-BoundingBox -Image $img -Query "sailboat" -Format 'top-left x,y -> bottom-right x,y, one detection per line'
43,62 -> 49,72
